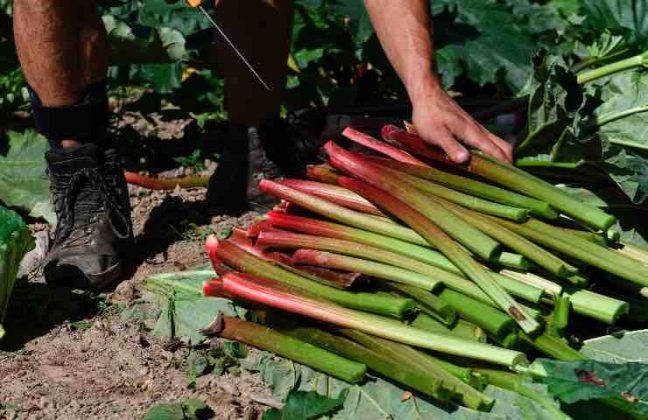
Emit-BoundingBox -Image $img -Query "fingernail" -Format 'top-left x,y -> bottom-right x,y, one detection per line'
455,149 -> 469,163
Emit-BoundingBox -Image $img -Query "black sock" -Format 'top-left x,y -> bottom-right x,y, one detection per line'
28,80 -> 109,150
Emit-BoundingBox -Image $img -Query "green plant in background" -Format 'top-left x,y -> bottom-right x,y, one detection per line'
0,205 -> 34,339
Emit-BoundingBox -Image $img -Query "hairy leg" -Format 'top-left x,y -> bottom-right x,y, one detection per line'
215,0 -> 294,126
13,0 -> 108,147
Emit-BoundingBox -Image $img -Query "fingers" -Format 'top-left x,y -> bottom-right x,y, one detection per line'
430,130 -> 470,164
458,121 -> 512,163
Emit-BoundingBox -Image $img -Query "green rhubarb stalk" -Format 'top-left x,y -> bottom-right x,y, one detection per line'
616,242 -> 648,265
577,50 -> 648,84
500,269 -> 563,297
438,289 -> 517,340
563,287 -> 628,324
324,143 -> 500,261
291,249 -> 444,292
547,296 -> 570,337
490,217 -> 648,289
470,152 -> 616,231
365,154 -> 557,219
258,230 -> 542,306
397,170 -> 529,221
520,332 -> 587,361
219,273 -> 528,367
259,180 -> 428,245
487,273 -> 544,304
326,143 -> 539,333
280,325 -> 450,401
558,227 -> 607,246
476,368 -> 570,420
411,313 -> 487,342
388,283 -> 457,326
215,316 -> 366,383
440,200 -> 578,277
213,239 -> 416,319
495,252 -> 531,270
343,330 -> 494,411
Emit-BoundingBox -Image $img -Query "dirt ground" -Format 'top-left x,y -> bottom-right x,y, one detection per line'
0,113 -> 275,419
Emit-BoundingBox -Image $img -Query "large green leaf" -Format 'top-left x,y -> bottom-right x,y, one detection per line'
0,130 -> 54,223
143,269 -> 246,344
580,0 -> 648,46
0,205 -> 34,338
263,391 -> 347,420
533,358 -> 648,416
582,329 -> 648,363
103,15 -> 189,65
594,71 -> 648,202
243,350 -> 560,419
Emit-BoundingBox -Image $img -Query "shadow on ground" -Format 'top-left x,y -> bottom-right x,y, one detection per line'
0,282 -> 104,351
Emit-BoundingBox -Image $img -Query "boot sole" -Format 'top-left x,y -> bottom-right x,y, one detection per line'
44,260 -> 123,292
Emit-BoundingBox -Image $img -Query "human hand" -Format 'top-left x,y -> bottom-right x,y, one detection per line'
411,85 -> 513,164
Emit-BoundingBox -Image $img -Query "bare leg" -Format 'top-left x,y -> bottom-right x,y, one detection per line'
13,0 -> 108,148
215,0 -> 294,126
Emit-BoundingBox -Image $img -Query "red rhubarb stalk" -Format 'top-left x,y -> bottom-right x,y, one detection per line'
278,179 -> 385,216
259,180 -> 427,245
217,272 -> 528,368
342,127 -> 426,166
124,171 -> 209,190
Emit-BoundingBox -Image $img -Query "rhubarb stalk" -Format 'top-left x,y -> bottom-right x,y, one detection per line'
259,180 -> 427,245
325,166 -> 539,333
291,249 -> 443,292
278,179 -> 385,216
211,238 -> 416,319
213,316 -> 366,383
382,125 -> 615,230
217,272 -> 528,367
388,283 -> 457,326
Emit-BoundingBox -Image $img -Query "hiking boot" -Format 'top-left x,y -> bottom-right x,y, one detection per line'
207,124 -> 282,214
43,144 -> 133,291
258,112 -> 324,178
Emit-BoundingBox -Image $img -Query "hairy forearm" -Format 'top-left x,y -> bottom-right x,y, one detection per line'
363,0 -> 439,104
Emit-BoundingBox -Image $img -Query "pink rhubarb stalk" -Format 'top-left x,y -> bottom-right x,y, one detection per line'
278,179 -> 385,216
342,127 -> 427,166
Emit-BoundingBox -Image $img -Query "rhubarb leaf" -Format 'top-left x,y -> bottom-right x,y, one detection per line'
143,268 -> 246,344
246,350 -> 561,419
0,205 -> 34,338
0,130 -> 54,223
582,329 -> 648,363
262,391 -> 347,420
593,71 -> 648,203
533,358 -> 648,416
143,398 -> 212,420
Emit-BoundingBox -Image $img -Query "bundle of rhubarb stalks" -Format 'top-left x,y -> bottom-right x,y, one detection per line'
201,125 -> 648,415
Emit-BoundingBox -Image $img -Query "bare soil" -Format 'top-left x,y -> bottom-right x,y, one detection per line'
0,113 -> 273,419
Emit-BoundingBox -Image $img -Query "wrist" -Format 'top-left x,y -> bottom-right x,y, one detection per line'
407,74 -> 444,107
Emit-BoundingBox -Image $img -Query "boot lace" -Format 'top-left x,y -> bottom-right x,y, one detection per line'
53,167 -> 131,245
